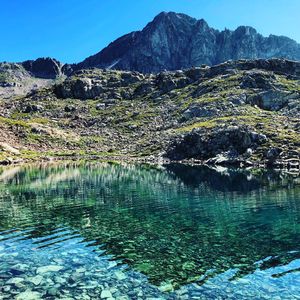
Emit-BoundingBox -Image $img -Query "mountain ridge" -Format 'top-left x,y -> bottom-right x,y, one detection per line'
3,11 -> 299,78
74,11 -> 300,73
0,12 -> 299,168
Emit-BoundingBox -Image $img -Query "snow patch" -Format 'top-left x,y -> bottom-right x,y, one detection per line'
106,59 -> 121,70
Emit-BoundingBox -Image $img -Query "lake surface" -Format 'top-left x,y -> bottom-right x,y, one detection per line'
0,163 -> 300,300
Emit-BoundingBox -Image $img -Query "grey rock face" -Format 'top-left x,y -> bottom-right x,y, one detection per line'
247,90 -> 299,111
22,57 -> 63,79
166,125 -> 267,161
74,12 -> 300,73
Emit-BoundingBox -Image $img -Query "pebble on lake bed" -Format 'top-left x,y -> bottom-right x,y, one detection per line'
100,289 -> 113,298
16,290 -> 42,300
36,265 -> 64,274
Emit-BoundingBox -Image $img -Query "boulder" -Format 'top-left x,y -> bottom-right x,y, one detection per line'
181,104 -> 219,121
240,71 -> 276,89
56,78 -> 103,99
156,73 -> 177,93
133,83 -> 154,97
64,105 -> 76,112
265,147 -> 282,160
165,125 -> 267,161
247,90 -> 299,111
22,104 -> 43,113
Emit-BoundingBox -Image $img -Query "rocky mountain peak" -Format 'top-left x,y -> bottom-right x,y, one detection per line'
22,57 -> 63,79
152,11 -> 197,24
72,12 -> 300,74
234,26 -> 257,36
196,18 -> 210,28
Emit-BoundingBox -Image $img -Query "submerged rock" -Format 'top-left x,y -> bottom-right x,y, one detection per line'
100,289 -> 113,299
28,275 -> 43,286
36,265 -> 64,274
6,277 -> 24,285
16,290 -> 42,300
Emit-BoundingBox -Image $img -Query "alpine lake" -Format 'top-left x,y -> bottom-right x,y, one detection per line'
0,162 -> 299,300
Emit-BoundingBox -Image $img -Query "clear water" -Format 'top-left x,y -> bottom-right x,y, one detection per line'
0,163 -> 300,300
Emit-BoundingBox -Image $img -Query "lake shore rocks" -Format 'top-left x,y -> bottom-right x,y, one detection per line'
165,125 -> 267,162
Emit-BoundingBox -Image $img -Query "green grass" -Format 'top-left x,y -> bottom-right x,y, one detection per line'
0,73 -> 10,82
0,116 -> 31,128
277,75 -> 300,92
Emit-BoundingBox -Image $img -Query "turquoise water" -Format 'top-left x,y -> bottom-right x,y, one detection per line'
0,163 -> 300,299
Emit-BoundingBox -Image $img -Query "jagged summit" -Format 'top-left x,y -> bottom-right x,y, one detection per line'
72,11 -> 300,73
3,12 -> 300,77
152,11 -> 198,24
22,57 -> 63,79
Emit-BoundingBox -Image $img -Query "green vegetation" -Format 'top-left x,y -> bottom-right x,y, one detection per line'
0,62 -> 299,165
0,73 -> 10,82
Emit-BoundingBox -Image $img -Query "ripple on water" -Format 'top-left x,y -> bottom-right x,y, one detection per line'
0,163 -> 299,299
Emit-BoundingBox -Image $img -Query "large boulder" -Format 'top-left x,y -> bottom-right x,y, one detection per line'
55,78 -> 102,99
153,72 -> 192,95
247,90 -> 299,111
166,125 -> 267,161
181,104 -> 219,121
55,69 -> 145,100
240,71 -> 276,89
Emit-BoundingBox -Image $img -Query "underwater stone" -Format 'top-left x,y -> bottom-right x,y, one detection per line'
36,265 -> 64,274
100,289 -> 113,299
47,287 -> 59,296
158,282 -> 174,292
16,290 -> 42,300
28,275 -> 43,286
6,277 -> 24,285
76,267 -> 86,273
115,271 -> 127,280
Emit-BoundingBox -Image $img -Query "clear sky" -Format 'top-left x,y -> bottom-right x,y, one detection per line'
1,0 -> 300,63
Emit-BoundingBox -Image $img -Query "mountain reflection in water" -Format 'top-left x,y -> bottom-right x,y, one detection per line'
0,163 -> 299,299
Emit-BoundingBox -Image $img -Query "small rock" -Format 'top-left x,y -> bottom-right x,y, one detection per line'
100,290 -> 113,299
159,282 -> 174,292
36,265 -> 63,274
16,290 -> 42,300
115,271 -> 126,280
28,275 -> 43,286
6,277 -> 24,285
47,287 -> 59,296
65,105 -> 76,112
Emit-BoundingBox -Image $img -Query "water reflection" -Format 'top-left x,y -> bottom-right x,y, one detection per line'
0,163 -> 299,299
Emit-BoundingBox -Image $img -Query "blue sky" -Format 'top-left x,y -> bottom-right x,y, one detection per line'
1,0 -> 300,63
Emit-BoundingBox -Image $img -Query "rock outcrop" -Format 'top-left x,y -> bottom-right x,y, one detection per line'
22,57 -> 63,79
165,125 -> 267,161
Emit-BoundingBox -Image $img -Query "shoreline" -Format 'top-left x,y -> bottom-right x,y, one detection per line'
1,154 -> 299,175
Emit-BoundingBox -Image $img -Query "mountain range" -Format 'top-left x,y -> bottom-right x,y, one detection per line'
0,12 -> 299,168
75,12 -> 300,73
15,11 -> 300,77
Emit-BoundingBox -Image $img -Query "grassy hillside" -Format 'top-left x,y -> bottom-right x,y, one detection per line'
0,59 -> 299,168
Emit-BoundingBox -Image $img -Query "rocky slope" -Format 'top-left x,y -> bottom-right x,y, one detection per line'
74,12 -> 300,73
0,62 -> 56,100
0,58 -> 299,169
